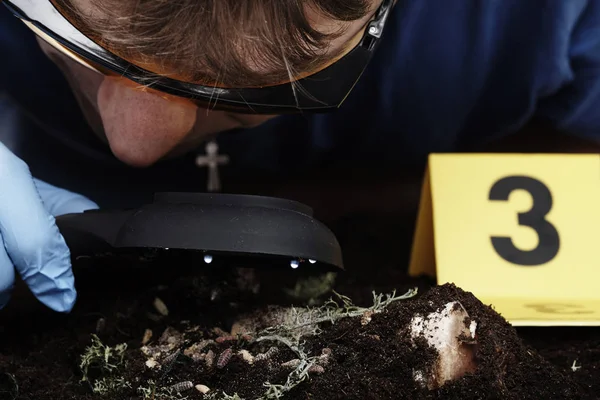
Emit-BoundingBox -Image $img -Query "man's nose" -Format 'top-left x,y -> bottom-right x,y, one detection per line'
97,77 -> 198,167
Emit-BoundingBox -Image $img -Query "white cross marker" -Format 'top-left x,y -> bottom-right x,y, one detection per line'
195,140 -> 229,192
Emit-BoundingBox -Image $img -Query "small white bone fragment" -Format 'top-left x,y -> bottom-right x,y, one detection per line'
409,301 -> 477,389
196,384 -> 210,394
238,349 -> 255,364
145,359 -> 159,369
469,321 -> 477,338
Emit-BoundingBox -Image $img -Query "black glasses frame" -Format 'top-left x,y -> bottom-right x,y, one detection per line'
3,0 -> 393,114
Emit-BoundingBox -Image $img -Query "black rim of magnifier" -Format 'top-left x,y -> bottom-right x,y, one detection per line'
4,0 -> 394,114
55,193 -> 345,271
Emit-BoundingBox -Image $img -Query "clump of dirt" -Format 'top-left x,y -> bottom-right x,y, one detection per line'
0,248 -> 592,400
278,284 -> 589,400
517,326 -> 600,399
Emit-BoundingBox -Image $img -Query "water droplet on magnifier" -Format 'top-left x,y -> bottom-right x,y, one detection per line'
309,259 -> 316,264
204,255 -> 213,264
290,260 -> 300,269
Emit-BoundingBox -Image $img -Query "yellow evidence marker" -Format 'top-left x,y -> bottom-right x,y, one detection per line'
409,153 -> 600,326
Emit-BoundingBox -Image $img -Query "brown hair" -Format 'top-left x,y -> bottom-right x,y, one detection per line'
54,0 -> 372,88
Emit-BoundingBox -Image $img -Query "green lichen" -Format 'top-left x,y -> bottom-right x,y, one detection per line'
92,376 -> 132,395
80,334 -> 127,382
79,334 -> 129,396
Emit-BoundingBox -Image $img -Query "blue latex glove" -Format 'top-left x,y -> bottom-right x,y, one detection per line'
0,142 -> 98,312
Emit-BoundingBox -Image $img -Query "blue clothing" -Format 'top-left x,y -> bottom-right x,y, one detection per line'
1,1 -> 600,207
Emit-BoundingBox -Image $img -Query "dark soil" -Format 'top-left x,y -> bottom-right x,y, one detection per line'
0,216 -> 598,400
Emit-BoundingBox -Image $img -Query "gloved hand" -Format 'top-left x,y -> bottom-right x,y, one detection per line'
0,142 -> 98,312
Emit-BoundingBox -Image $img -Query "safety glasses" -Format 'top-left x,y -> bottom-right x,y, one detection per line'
3,0 -> 393,114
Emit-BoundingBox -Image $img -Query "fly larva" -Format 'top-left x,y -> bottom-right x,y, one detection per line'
308,365 -> 325,374
153,297 -> 169,316
168,381 -> 193,393
281,359 -> 302,369
162,349 -> 181,365
217,348 -> 233,369
205,350 -> 215,368
141,329 -> 153,345
215,335 -> 236,344
254,346 -> 279,362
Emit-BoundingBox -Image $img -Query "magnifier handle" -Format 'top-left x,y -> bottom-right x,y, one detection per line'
55,210 -> 134,257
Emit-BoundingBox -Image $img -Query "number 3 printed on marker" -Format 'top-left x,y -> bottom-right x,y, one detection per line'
489,176 -> 560,266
